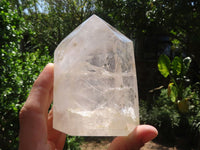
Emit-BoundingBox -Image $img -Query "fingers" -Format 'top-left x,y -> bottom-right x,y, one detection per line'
55,131 -> 66,150
19,63 -> 54,150
22,63 -> 54,115
108,125 -> 158,150
47,109 -> 66,150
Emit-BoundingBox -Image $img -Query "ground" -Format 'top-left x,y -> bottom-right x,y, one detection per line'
80,137 -> 178,150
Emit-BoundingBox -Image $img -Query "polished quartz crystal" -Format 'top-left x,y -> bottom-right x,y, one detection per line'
53,15 -> 139,136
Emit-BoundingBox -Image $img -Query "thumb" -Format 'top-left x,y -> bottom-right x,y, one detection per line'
108,125 -> 158,150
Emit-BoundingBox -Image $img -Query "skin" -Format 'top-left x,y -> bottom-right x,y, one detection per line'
19,63 -> 158,150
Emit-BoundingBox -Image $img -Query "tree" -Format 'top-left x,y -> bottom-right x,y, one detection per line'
0,1 -> 51,149
95,0 -> 200,65
22,0 -> 95,54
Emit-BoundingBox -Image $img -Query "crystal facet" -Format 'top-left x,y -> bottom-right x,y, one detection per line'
53,15 -> 139,136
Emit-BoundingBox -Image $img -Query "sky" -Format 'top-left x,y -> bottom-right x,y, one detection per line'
23,0 -> 49,14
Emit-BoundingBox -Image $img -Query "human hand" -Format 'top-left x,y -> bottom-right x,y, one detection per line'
108,125 -> 158,150
19,63 -> 66,150
19,63 -> 158,150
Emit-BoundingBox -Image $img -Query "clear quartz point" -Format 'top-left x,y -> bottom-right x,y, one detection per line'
53,14 -> 139,136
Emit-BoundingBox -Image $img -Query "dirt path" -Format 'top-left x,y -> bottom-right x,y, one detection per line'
80,138 -> 177,150
141,141 -> 177,150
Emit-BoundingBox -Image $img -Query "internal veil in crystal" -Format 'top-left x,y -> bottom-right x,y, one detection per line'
53,15 -> 139,136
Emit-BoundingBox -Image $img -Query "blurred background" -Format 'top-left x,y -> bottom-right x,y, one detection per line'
1,0 -> 200,149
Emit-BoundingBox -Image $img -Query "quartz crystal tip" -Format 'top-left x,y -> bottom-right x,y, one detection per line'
53,14 -> 139,136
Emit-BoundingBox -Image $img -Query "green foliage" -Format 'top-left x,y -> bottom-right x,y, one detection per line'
22,0 -> 95,54
158,55 -> 191,80
96,0 -> 200,66
157,54 -> 196,114
1,1 -> 83,149
0,0 -> 52,149
140,86 -> 200,145
64,136 -> 83,150
140,89 -> 181,142
168,83 -> 178,103
1,0 -> 200,148
158,54 -> 170,78
140,89 -> 180,130
153,54 -> 200,146
183,57 -> 192,75
171,56 -> 182,76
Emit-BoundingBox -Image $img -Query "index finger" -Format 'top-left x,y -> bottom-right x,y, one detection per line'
23,63 -> 54,115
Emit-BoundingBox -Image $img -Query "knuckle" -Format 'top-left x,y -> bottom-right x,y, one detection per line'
19,105 -> 41,121
19,106 -> 30,121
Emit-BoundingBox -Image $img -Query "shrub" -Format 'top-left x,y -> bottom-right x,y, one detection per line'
0,1 -> 52,149
140,89 -> 181,142
64,136 -> 83,150
0,46 -> 52,149
140,54 -> 200,147
0,1 -> 83,149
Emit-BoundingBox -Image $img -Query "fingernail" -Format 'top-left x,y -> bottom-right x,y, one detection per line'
143,129 -> 158,143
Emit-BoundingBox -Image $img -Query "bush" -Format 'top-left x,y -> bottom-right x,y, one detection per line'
140,89 -> 181,142
0,1 -> 83,149
140,86 -> 200,147
64,136 -> 83,150
0,47 -> 52,149
0,1 -> 52,149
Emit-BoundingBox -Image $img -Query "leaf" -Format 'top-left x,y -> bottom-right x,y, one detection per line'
171,56 -> 182,76
178,100 -> 189,114
168,83 -> 178,103
167,82 -> 173,97
183,57 -> 192,75
158,54 -> 171,78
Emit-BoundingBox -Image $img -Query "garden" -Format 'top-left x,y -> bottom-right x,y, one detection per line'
1,0 -> 200,149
